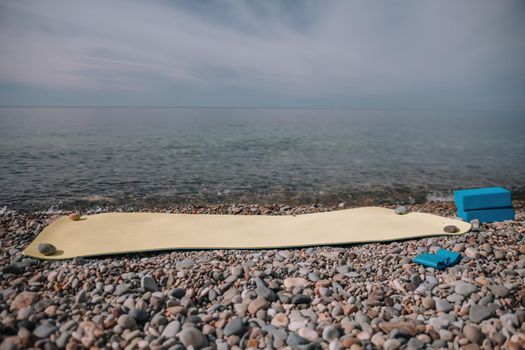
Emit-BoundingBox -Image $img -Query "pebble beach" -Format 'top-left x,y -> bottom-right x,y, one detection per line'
1,201 -> 524,350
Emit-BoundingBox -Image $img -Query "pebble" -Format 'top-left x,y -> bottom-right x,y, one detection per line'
170,287 -> 186,298
455,282 -> 478,297
322,325 -> 341,341
224,318 -> 244,336
489,285 -> 510,298
287,332 -> 309,346
271,313 -> 289,328
435,299 -> 453,312
463,324 -> 483,344
443,225 -> 459,233
292,294 -> 312,305
383,338 -> 401,350
177,327 -> 207,349
395,206 -> 408,215
68,212 -> 81,221
465,247 -> 479,259
37,243 -> 56,256
248,296 -> 268,314
129,308 -> 148,322
33,323 -> 57,338
141,276 -> 158,292
469,304 -> 493,323
283,277 -> 307,289
117,314 -> 137,330
161,321 -> 181,338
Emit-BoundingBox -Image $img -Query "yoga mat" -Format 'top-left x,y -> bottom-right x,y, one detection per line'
23,207 -> 470,260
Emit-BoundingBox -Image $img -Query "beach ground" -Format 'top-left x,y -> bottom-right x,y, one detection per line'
1,201 -> 524,350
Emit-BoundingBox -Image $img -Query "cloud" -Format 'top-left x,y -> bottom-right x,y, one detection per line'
0,0 -> 524,108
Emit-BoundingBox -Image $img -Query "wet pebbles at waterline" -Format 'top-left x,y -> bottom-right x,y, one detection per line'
1,202 -> 524,349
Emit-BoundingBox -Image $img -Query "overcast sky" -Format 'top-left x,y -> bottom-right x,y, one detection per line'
0,0 -> 524,110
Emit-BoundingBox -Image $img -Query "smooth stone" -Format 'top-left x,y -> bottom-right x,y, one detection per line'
489,285 -> 510,298
407,337 -> 425,349
37,243 -> 56,256
177,327 -> 207,349
115,284 -> 131,296
287,332 -> 309,346
141,276 -> 158,292
10,291 -> 37,310
33,323 -> 58,338
383,338 -> 401,350
435,299 -> 453,313
322,325 -> 341,342
371,332 -> 386,347
422,297 -> 435,309
283,277 -> 307,289
161,321 -> 181,337
271,313 -> 289,328
455,282 -> 478,297
176,259 -> 195,269
469,304 -> 492,323
75,289 -> 87,304
298,327 -> 319,342
463,324 -> 483,344
117,314 -> 137,330
69,212 -> 81,221
443,225 -> 459,233
465,247 -> 478,259
170,288 -> 186,299
248,296 -> 268,314
395,206 -> 408,215
129,308 -> 148,322
292,294 -> 312,305
2,264 -> 23,275
224,318 -> 244,336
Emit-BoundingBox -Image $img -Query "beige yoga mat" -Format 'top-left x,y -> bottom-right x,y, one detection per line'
23,207 -> 470,260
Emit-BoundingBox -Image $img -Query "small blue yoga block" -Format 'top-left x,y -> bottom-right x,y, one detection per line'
413,249 -> 461,269
454,187 -> 512,212
457,207 -> 515,223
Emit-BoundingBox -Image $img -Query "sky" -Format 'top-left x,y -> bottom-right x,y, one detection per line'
0,0 -> 524,110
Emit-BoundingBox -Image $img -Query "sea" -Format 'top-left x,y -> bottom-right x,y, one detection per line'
1,107 -> 524,210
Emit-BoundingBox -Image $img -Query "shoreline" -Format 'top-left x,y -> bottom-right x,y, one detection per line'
1,201 -> 524,349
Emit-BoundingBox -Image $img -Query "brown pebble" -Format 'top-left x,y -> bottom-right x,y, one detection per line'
69,212 -> 81,221
443,225 -> 459,233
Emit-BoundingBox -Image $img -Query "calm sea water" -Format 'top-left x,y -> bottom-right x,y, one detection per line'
1,107 -> 524,210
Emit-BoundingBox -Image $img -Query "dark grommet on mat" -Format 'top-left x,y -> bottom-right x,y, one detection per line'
38,243 -> 57,256
443,225 -> 459,233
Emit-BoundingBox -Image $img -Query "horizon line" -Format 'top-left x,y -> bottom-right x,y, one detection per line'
0,105 -> 524,113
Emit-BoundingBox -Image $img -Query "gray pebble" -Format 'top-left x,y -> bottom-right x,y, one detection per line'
129,308 -> 149,322
224,317 -> 244,336
141,276 -> 158,292
177,327 -> 207,349
37,243 -> 56,256
455,282 -> 478,297
170,288 -> 186,299
395,206 -> 408,215
287,332 -> 309,346
33,323 -> 57,338
322,325 -> 340,342
435,299 -> 453,312
469,304 -> 493,323
117,314 -> 137,330
161,320 -> 181,337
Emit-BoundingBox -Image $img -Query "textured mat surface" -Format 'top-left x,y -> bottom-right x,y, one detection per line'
23,207 -> 470,259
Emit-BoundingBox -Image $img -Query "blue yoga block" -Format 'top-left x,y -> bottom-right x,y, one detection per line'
454,187 -> 512,212
457,207 -> 515,223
